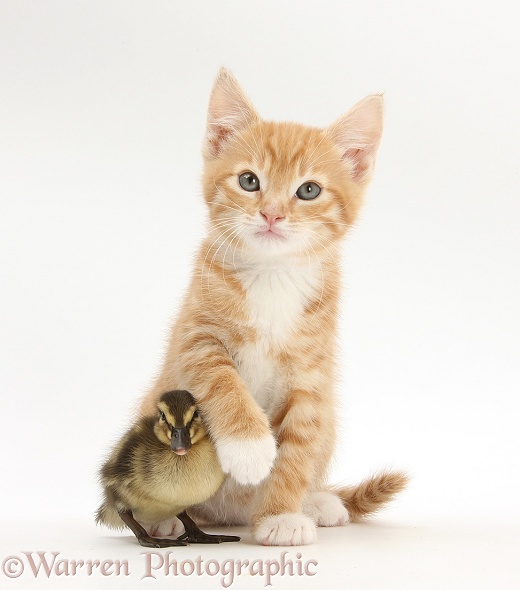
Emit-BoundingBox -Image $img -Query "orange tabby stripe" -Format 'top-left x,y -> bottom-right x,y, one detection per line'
253,389 -> 324,520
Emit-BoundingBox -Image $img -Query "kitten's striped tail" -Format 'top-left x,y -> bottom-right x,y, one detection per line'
332,471 -> 409,521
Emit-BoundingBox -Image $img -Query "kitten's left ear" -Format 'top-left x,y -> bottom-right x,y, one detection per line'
326,94 -> 384,186
203,68 -> 259,161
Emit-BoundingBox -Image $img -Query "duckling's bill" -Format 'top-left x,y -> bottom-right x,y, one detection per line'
171,426 -> 191,454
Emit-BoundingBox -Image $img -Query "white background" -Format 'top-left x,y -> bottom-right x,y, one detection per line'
1,1 -> 519,588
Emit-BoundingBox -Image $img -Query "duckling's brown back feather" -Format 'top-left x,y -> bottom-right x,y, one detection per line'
101,418 -> 158,481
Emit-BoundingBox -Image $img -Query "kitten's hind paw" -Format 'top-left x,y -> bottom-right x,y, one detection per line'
146,516 -> 185,538
216,434 -> 277,485
253,513 -> 317,546
302,491 -> 349,527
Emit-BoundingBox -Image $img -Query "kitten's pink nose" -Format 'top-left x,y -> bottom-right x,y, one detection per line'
261,211 -> 285,228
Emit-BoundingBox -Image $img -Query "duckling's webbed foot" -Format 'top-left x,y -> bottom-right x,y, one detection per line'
138,536 -> 188,549
176,511 -> 240,544
118,510 -> 188,548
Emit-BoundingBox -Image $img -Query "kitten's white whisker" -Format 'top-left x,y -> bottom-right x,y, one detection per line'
303,131 -> 329,169
226,195 -> 250,215
210,215 -> 245,224
199,223 -> 241,302
217,225 -> 248,302
231,226 -> 247,274
307,158 -> 343,167
212,182 -> 250,216
207,200 -> 244,216
206,223 -> 242,298
306,146 -> 340,171
207,220 -> 244,235
304,227 -> 338,262
298,217 -> 351,227
234,136 -> 258,162
204,231 -> 239,309
335,193 -> 357,214
248,125 -> 263,161
221,224 -> 244,278
200,230 -> 229,301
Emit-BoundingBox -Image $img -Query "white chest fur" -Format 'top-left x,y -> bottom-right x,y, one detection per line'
234,260 -> 321,411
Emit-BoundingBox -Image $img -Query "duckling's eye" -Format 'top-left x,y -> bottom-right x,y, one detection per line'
296,182 -> 321,200
192,411 -> 199,420
160,412 -> 166,422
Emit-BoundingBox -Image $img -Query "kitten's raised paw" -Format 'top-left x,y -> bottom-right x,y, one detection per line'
253,513 -> 316,546
216,434 -> 277,485
302,491 -> 349,527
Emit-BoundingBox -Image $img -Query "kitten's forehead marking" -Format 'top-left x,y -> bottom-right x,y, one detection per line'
236,123 -> 339,193
245,122 -> 327,163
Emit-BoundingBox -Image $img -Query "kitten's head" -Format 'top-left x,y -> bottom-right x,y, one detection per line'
202,68 -> 383,262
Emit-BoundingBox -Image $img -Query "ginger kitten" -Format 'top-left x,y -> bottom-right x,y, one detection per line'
139,68 -> 407,545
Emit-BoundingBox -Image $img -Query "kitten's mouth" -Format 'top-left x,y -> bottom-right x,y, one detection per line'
255,228 -> 286,242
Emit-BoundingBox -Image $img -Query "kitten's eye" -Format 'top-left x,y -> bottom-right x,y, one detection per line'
296,182 -> 321,200
238,172 -> 260,192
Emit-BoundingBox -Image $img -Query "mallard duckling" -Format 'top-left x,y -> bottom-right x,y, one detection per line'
96,390 -> 240,547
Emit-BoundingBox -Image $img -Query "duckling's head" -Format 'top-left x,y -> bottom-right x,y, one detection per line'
154,390 -> 206,455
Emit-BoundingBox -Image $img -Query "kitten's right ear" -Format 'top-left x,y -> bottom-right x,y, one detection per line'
326,94 -> 384,186
203,68 -> 259,161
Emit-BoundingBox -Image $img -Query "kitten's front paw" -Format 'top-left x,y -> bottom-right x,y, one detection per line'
253,513 -> 317,546
216,434 -> 277,485
302,491 -> 349,526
